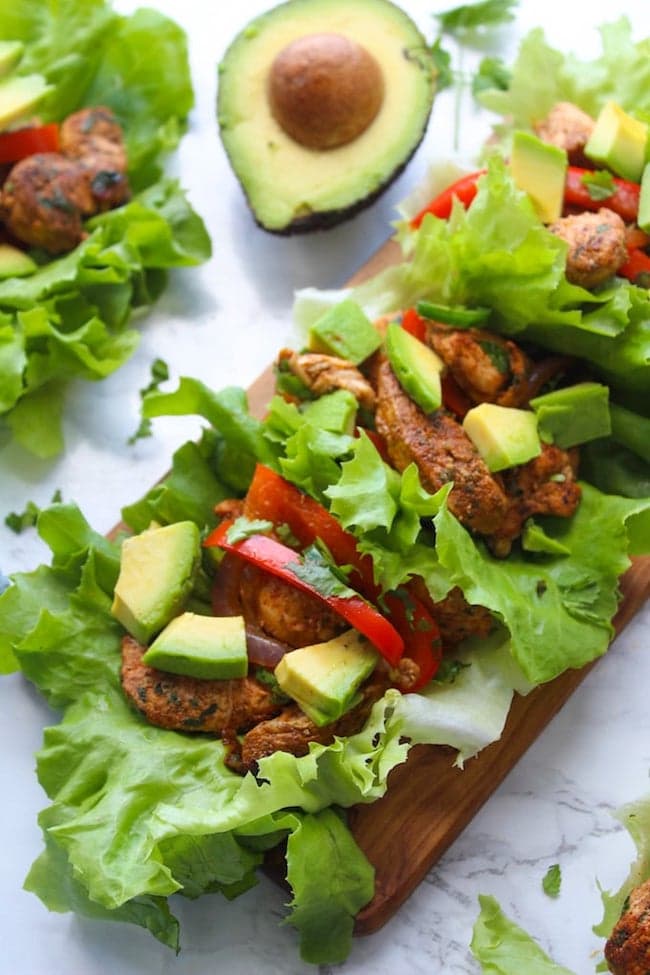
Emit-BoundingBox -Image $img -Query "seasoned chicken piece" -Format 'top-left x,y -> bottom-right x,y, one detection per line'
0,153 -> 93,253
604,878 -> 650,975
60,106 -> 130,211
408,577 -> 493,650
240,676 -> 387,769
278,348 -> 375,409
488,443 -> 581,557
533,101 -> 595,166
549,207 -> 628,288
121,635 -> 281,733
427,324 -> 532,407
375,358 -> 508,536
239,563 -> 347,648
214,498 -> 245,520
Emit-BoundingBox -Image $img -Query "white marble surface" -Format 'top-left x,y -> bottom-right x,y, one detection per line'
1,1 -> 649,973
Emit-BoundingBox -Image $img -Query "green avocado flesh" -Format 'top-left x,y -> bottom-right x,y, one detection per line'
530,382 -> 611,449
385,321 -> 443,413
275,629 -> 378,726
585,101 -> 648,183
143,613 -> 248,679
218,0 -> 436,233
111,521 -> 200,644
510,130 -> 567,223
463,403 -> 541,472
0,73 -> 51,130
0,243 -> 36,279
309,299 -> 382,364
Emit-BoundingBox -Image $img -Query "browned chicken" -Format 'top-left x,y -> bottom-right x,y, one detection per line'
121,635 -> 281,734
375,358 -> 508,536
549,207 -> 628,288
60,106 -> 130,212
278,348 -> 376,409
533,101 -> 595,166
488,443 -> 581,557
427,324 -> 533,407
238,562 -> 347,648
0,105 -> 129,253
604,878 -> 650,974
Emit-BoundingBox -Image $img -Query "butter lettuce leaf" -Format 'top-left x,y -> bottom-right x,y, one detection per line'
471,894 -> 576,974
0,1 -> 211,455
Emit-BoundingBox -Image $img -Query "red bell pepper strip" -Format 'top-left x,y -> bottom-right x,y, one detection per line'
380,590 -> 442,689
564,167 -> 640,223
410,170 -> 486,228
618,247 -> 650,283
401,306 -> 427,341
204,519 -> 405,665
0,123 -> 59,164
241,464 -> 377,595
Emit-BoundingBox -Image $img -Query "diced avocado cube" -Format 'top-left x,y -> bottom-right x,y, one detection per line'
0,73 -> 52,131
309,300 -> 382,365
463,403 -> 541,472
111,521 -> 200,644
637,163 -> 650,232
510,130 -> 567,223
0,243 -> 36,279
274,629 -> 378,727
0,42 -> 24,79
584,101 -> 648,183
529,382 -> 610,448
302,389 -> 358,434
384,321 -> 443,413
143,613 -> 248,679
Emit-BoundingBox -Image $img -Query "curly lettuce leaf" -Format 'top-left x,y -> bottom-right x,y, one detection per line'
0,2 -> 210,455
594,794 -> 650,942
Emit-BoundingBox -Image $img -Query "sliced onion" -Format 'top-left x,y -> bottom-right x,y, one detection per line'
211,553 -> 292,667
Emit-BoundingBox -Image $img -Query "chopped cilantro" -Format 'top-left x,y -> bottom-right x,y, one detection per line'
430,38 -> 454,92
128,358 -> 170,444
472,55 -> 512,97
542,863 -> 561,898
434,659 -> 471,683
436,0 -> 517,34
479,340 -> 510,374
289,543 -> 357,599
254,668 -> 291,705
5,489 -> 63,534
226,517 -> 274,544
581,170 -> 616,202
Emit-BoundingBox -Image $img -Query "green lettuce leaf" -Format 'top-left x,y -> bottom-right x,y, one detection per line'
0,2 -> 211,455
594,793 -> 650,942
471,894 -> 576,973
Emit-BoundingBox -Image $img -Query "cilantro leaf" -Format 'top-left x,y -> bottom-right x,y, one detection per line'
5,490 -> 63,534
225,517 -> 274,544
289,544 -> 357,600
128,358 -> 170,444
472,55 -> 512,97
430,38 -> 454,92
581,169 -> 616,201
436,0 -> 517,35
542,863 -> 561,898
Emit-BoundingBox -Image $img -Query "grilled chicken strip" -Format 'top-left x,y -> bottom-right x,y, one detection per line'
375,358 -> 508,535
604,878 -> 650,975
533,101 -> 595,166
488,443 -> 581,558
121,635 -> 281,733
278,348 -> 376,409
427,324 -> 532,407
549,207 -> 628,288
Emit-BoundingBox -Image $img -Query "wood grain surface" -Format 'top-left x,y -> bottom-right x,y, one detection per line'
247,238 -> 650,935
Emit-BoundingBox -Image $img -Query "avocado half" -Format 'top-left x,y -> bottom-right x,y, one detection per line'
217,0 -> 436,233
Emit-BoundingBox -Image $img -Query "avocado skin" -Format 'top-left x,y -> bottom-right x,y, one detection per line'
218,0 -> 436,234
250,125 -> 430,235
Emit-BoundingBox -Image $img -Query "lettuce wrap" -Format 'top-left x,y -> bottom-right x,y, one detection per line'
0,0 -> 211,457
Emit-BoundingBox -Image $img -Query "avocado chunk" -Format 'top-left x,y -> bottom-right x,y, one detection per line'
143,613 -> 248,679
0,41 -> 24,80
0,74 -> 52,131
309,299 -> 382,364
274,629 -> 378,726
0,243 -> 36,279
111,521 -> 200,644
384,321 -> 443,413
302,389 -> 358,434
584,101 -> 648,183
637,162 -> 650,232
218,0 -> 436,233
529,382 -> 610,449
463,403 -> 541,472
510,130 -> 567,223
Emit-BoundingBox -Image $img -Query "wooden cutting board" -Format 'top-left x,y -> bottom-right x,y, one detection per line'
244,237 -> 650,935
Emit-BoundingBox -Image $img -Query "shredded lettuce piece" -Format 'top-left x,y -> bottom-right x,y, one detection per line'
471,894 -> 576,973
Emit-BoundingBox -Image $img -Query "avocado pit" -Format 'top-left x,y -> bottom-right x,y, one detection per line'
267,32 -> 384,150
